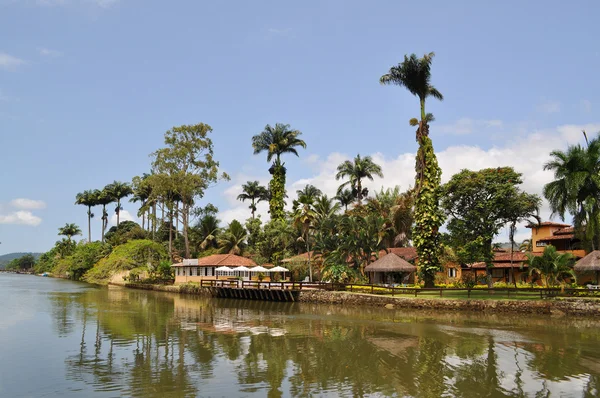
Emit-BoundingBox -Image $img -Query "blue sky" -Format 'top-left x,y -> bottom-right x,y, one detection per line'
1,0 -> 599,254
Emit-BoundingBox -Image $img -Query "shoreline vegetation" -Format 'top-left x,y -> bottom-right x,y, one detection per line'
7,53 -> 600,312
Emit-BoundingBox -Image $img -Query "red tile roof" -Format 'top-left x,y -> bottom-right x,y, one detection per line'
526,221 -> 571,228
553,227 -> 575,235
538,234 -> 576,241
172,254 -> 256,267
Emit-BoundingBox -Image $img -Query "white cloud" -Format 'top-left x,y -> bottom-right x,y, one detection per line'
536,99 -> 561,114
38,47 -> 62,57
437,118 -> 503,135
0,52 -> 25,70
0,211 -> 42,226
10,198 -> 46,210
109,209 -> 136,226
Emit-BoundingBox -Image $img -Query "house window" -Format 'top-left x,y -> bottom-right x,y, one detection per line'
177,268 -> 180,276
448,268 -> 457,278
536,241 -> 547,247
491,268 -> 504,278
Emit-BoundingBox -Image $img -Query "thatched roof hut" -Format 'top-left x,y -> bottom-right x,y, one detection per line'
575,251 -> 600,284
574,251 -> 600,272
365,253 -> 416,273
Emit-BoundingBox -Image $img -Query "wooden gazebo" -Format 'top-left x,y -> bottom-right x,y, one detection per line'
574,250 -> 600,284
365,253 -> 417,285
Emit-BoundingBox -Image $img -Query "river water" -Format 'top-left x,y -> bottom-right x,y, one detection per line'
0,274 -> 599,397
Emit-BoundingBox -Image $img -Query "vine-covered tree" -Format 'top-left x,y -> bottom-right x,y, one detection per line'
380,52 -> 444,287
252,123 -> 306,221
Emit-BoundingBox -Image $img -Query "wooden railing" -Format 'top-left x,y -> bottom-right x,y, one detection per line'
197,280 -> 600,298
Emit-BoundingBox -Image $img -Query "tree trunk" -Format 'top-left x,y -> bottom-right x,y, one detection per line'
142,213 -> 145,231
306,231 -> 312,282
183,203 -> 190,258
116,199 -> 120,226
357,179 -> 362,206
153,203 -> 157,239
175,201 -> 179,241
101,205 -> 107,242
168,207 -> 173,258
87,207 -> 92,243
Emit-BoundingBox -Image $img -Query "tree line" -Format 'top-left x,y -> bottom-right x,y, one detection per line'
18,52 -> 597,287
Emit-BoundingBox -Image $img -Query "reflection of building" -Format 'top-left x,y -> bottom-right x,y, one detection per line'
172,254 -> 256,284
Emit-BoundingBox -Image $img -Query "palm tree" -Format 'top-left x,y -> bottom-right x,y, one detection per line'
96,188 -> 114,243
252,123 -> 307,221
526,245 -> 576,287
380,52 -> 444,288
519,239 -> 533,252
237,181 -> 269,219
292,188 -> 319,282
195,214 -> 221,251
131,175 -> 152,230
335,154 -> 383,205
58,223 -> 82,243
75,189 -> 100,243
335,189 -> 354,212
218,220 -> 247,255
105,181 -> 133,227
543,133 -> 600,250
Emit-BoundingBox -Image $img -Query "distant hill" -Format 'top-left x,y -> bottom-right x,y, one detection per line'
0,253 -> 42,269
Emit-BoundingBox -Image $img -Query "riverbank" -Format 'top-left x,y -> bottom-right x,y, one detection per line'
118,282 -> 600,316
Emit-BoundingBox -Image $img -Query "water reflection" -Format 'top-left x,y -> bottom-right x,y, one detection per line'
47,286 -> 600,397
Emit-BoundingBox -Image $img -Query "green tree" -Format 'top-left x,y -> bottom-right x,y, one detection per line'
194,213 -> 221,251
292,185 -> 321,281
543,133 -> 600,250
58,223 -> 82,243
150,123 -> 229,258
252,123 -> 307,221
335,188 -> 354,212
237,180 -> 269,219
5,254 -> 36,271
335,154 -> 383,206
96,188 -> 114,243
366,186 -> 414,247
105,181 -> 133,227
75,189 -> 100,243
526,245 -> 576,287
380,52 -> 444,287
441,167 -> 541,286
218,220 -> 247,255
131,174 -> 153,231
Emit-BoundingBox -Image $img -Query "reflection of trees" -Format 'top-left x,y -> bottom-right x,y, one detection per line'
48,286 -> 600,397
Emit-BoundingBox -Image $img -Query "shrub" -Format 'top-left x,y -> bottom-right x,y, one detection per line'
83,239 -> 168,284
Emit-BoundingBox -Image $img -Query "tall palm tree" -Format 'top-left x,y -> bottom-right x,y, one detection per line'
75,189 -> 100,243
105,181 -> 133,227
335,154 -> 383,205
195,214 -> 221,251
252,123 -> 307,221
218,220 -> 247,255
380,52 -> 444,288
96,188 -> 114,243
526,245 -> 576,287
58,223 -> 82,243
131,175 -> 152,230
543,133 -> 600,250
237,181 -> 269,219
295,184 -> 322,203
335,189 -> 354,212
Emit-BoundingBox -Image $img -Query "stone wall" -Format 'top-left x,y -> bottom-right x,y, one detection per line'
298,290 -> 600,316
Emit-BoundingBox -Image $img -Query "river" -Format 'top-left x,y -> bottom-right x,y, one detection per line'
0,274 -> 599,397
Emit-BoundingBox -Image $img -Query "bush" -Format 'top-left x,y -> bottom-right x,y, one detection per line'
83,239 -> 168,284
